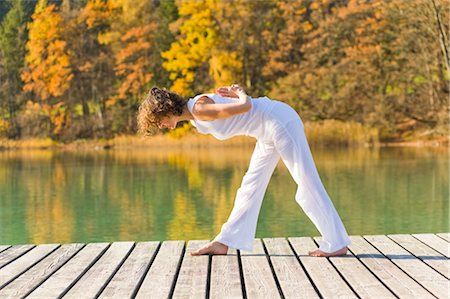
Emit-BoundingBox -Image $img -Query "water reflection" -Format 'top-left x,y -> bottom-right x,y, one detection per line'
0,146 -> 448,245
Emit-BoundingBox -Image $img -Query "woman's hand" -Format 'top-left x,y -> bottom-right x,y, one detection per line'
230,84 -> 247,97
215,84 -> 247,98
215,86 -> 238,98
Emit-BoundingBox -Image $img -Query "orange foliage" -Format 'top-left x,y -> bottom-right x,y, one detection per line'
115,23 -> 156,99
21,0 -> 73,100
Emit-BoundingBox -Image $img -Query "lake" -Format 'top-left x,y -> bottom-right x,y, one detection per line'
0,145 -> 448,245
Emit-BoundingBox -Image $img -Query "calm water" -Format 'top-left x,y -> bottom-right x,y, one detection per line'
0,146 -> 448,245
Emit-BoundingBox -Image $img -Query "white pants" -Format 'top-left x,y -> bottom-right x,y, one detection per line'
213,115 -> 352,253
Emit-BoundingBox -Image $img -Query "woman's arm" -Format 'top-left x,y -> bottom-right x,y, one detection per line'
192,84 -> 252,121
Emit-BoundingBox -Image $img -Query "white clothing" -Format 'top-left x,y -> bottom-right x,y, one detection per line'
187,93 -> 287,141
187,93 -> 352,253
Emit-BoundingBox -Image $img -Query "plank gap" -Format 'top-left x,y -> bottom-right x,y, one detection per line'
346,242 -> 400,298
57,243 -> 111,298
94,242 -> 137,298
286,238 -> 323,298
436,233 -> 450,242
261,238 -> 286,299
412,234 -> 450,258
205,254 -> 212,299
236,249 -> 247,299
20,244 -> 87,298
0,246 -> 11,254
0,245 -> 36,270
0,244 -> 62,290
362,236 -> 437,297
167,241 -> 186,299
386,235 -> 449,280
130,241 -> 162,298
311,238 -> 363,299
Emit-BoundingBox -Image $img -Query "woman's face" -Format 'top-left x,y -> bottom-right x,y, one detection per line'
158,115 -> 178,129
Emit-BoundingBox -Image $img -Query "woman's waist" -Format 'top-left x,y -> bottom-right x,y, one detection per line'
262,100 -> 301,125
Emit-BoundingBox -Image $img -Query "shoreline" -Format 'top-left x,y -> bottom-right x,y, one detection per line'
0,135 -> 448,151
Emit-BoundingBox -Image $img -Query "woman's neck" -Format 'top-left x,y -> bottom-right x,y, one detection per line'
179,105 -> 194,121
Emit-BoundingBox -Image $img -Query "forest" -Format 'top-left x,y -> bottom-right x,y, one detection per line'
0,0 -> 448,143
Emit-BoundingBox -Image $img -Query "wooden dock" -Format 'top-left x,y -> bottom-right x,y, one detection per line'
0,233 -> 448,298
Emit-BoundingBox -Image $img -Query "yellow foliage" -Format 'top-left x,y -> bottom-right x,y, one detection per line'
167,122 -> 193,139
170,77 -> 191,95
302,21 -> 313,33
162,0 -> 219,96
0,119 -> 10,137
209,50 -> 242,87
42,102 -> 67,135
82,0 -> 117,29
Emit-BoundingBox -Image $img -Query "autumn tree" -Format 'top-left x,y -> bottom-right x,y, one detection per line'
81,0 -> 159,133
268,0 -> 448,140
162,0 -> 219,96
21,0 -> 73,137
57,0 -> 117,139
384,0 -> 449,136
263,0 -> 310,83
0,0 -> 445,141
211,0 -> 280,94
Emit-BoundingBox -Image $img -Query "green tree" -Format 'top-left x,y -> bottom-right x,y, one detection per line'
153,0 -> 178,88
0,1 -> 12,24
0,0 -> 31,137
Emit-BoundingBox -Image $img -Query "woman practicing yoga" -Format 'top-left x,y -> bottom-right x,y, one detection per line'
137,84 -> 351,257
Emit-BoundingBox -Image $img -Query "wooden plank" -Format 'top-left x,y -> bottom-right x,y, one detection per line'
288,237 -> 356,298
263,238 -> 318,299
0,244 -> 84,299
1,234 -> 447,299
437,233 -> 450,242
364,235 -> 449,298
172,240 -> 210,299
63,242 -> 134,298
0,245 -> 35,268
0,244 -> 59,288
239,239 -> 281,299
348,236 -> 433,298
27,242 -> 109,298
209,247 -> 242,298
98,241 -> 159,299
413,233 -> 450,257
388,234 -> 449,279
135,240 -> 184,299
313,236 -> 395,299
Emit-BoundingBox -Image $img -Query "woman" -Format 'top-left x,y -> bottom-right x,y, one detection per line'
137,84 -> 352,257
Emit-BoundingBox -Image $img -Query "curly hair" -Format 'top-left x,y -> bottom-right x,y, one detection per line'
137,87 -> 187,136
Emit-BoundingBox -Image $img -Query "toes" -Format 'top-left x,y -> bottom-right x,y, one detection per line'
190,245 -> 212,256
190,248 -> 206,256
308,250 -> 325,257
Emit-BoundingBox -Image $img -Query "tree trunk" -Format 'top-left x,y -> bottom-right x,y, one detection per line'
430,0 -> 450,75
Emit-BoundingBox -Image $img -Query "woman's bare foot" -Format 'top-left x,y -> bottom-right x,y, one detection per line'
308,246 -> 348,257
189,241 -> 229,256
